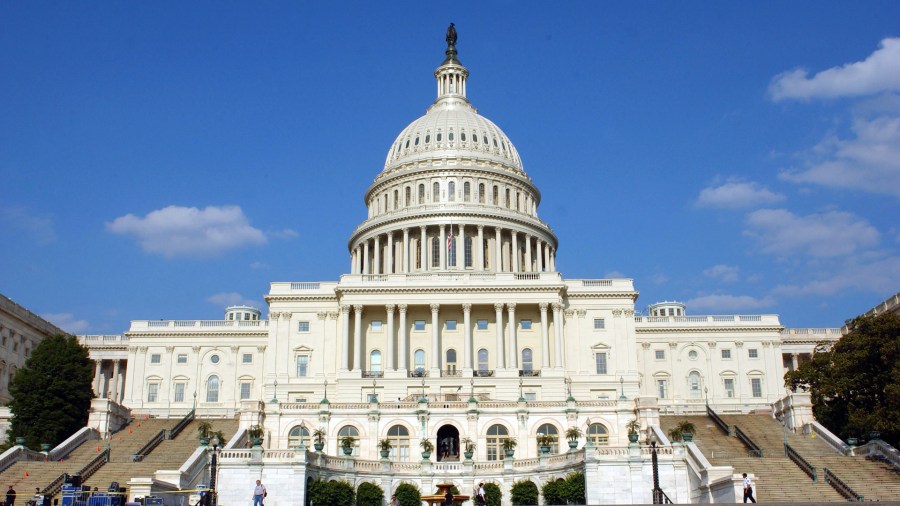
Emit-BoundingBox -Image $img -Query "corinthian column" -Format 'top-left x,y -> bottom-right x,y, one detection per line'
420,226 -> 427,271
511,232 -> 519,272
540,302 -> 550,368
353,305 -> 364,371
463,303 -> 473,370
431,303 -> 441,371
524,235 -> 532,273
536,238 -> 544,272
507,303 -> 518,368
398,304 -> 408,370
386,304 -> 395,371
477,225 -> 485,271
340,305 -> 351,370
494,228 -> 502,272
552,302 -> 564,368
494,303 -> 505,369
386,232 -> 394,274
363,240 -> 370,274
374,235 -> 381,275
402,228 -> 410,273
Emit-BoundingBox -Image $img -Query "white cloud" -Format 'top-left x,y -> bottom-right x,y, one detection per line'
695,181 -> 785,209
778,114 -> 900,197
107,205 -> 267,258
686,294 -> 776,313
206,292 -> 259,308
269,228 -> 299,239
0,206 -> 56,244
743,208 -> 879,258
703,264 -> 740,283
42,312 -> 89,333
769,38 -> 900,101
773,255 -> 900,296
603,270 -> 627,279
250,261 -> 270,270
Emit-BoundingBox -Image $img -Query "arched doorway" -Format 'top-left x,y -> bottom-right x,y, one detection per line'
436,424 -> 460,461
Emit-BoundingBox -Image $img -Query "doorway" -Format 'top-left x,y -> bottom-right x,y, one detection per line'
436,424 -> 460,461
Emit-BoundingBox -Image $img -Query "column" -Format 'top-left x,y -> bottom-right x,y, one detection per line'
111,360 -> 120,401
536,238 -> 544,272
508,303 -> 518,368
511,232 -> 519,272
439,224 -> 446,270
363,240 -> 370,274
374,235 -> 381,275
353,305 -> 364,371
494,228 -> 502,272
539,302 -> 550,368
463,303 -> 473,370
341,305 -> 351,370
494,303 -> 505,369
93,360 -> 103,397
791,353 -> 799,371
457,224 -> 465,270
398,304 -> 408,370
403,228 -> 410,273
351,248 -> 358,274
431,304 -> 441,370
386,232 -> 394,274
420,226 -> 427,271
524,235 -> 532,272
543,243 -> 550,272
386,305 -> 395,371
552,303 -> 564,368
116,363 -> 125,403
550,249 -> 556,271
477,225 -> 485,271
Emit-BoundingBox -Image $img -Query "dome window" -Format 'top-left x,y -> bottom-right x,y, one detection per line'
405,139 -> 410,148
473,133 -> 479,143
493,138 -> 498,147
449,132 -> 454,141
437,133 -> 442,142
461,132 -> 466,141
425,134 -> 431,144
483,135 -> 488,144
414,137 -> 419,146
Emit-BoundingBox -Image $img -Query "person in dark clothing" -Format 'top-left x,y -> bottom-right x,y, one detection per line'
742,473 -> 756,503
443,490 -> 453,506
7,486 -> 16,506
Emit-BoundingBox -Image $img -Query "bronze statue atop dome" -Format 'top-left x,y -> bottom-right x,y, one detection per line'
446,23 -> 457,48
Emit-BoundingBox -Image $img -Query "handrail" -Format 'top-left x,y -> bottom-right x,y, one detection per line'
170,408 -> 196,439
853,438 -> 900,470
131,429 -> 166,462
42,449 -> 109,497
733,426 -> 763,457
823,468 -> 864,501
785,443 -> 817,482
652,488 -> 674,504
706,404 -> 731,436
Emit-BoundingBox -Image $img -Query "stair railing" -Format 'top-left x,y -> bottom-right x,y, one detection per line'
169,408 -> 196,440
733,426 -> 764,457
652,488 -> 674,504
706,404 -> 731,436
823,468 -> 864,501
131,429 -> 166,462
853,438 -> 900,470
785,443 -> 817,482
41,448 -> 109,497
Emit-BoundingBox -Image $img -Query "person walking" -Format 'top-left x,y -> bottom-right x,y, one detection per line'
475,483 -> 485,506
390,495 -> 399,506
253,480 -> 267,506
7,485 -> 16,506
742,473 -> 756,503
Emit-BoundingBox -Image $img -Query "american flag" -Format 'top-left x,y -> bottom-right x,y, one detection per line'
447,224 -> 453,251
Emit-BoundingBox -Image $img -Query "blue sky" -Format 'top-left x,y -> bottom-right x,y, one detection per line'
2,2 -> 899,333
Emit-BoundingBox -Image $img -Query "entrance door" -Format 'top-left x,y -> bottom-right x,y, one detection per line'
435,425 -> 460,462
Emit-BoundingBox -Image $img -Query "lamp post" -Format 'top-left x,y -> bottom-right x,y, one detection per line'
704,386 -> 708,406
209,434 -> 220,506
323,379 -> 328,400
270,379 -> 278,403
619,376 -> 626,401
777,414 -> 788,457
518,378 -> 524,401
105,393 -> 111,462
649,433 -> 662,504
371,379 -> 378,402
420,375 -> 426,401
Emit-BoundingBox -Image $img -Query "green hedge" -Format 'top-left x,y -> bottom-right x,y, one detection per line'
483,483 -> 502,506
394,483 -> 421,506
308,479 -> 356,506
356,482 -> 384,506
510,480 -> 538,506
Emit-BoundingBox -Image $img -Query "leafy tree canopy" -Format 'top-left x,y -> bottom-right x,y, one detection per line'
8,334 -> 94,449
308,479 -> 355,506
785,313 -> 900,447
510,480 -> 538,506
355,482 -> 383,506
394,483 -> 420,506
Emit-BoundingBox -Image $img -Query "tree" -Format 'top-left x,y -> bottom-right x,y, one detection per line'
541,480 -> 565,505
8,334 -> 93,448
356,482 -> 384,506
785,313 -> 900,447
394,483 -> 420,506
483,483 -> 501,506
308,479 -> 355,506
562,471 -> 586,505
510,480 -> 538,506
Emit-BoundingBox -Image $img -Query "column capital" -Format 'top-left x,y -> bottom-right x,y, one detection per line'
398,304 -> 408,313
354,304 -> 364,314
340,305 -> 351,314
506,302 -> 517,312
477,224 -> 485,231
494,302 -> 504,312
551,302 -> 562,311
386,304 -> 396,312
539,302 -> 550,311
430,303 -> 440,314
462,303 -> 472,312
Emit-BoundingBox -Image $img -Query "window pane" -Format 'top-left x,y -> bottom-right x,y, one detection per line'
446,320 -> 457,330
240,382 -> 251,400
751,378 -> 762,398
174,383 -> 185,402
476,319 -> 488,330
593,319 -> 605,329
298,321 -> 310,332
595,353 -> 607,374
148,383 -> 159,402
206,376 -> 219,402
370,351 -> 382,372
297,356 -> 309,377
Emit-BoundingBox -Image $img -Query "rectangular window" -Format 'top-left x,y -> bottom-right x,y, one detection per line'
464,237 -> 472,267
595,353 -> 607,375
520,319 -> 532,330
177,354 -> 188,364
296,356 -> 309,377
174,383 -> 185,402
148,383 -> 159,402
298,321 -> 310,332
655,350 -> 665,360
150,354 -> 161,364
657,379 -> 668,399
446,320 -> 457,330
524,392 -> 536,401
748,349 -> 759,358
414,320 -> 426,331
721,349 -> 731,359
432,237 -> 440,267
240,382 -> 252,400
593,318 -> 605,330
724,378 -> 735,398
372,320 -> 383,331
242,353 -> 253,364
751,378 -> 762,398
476,319 -> 488,330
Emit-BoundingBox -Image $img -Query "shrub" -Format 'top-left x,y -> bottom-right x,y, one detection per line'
483,483 -> 502,506
510,480 -> 538,506
541,480 -> 565,505
356,482 -> 384,506
394,483 -> 421,506
308,479 -> 355,506
563,472 -> 585,505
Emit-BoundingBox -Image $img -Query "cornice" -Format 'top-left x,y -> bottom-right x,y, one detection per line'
635,326 -> 784,334
124,331 -> 269,339
567,292 -> 639,301
334,284 -> 567,296
265,295 -> 339,303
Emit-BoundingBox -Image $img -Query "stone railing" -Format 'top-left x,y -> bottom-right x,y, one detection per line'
78,334 -> 130,347
785,443 -> 817,481
852,438 -> 900,470
823,468 -> 864,501
350,202 -> 554,236
803,421 -> 847,455
0,446 -> 46,474
173,446 -> 208,489
50,427 -> 99,460
296,449 -> 587,474
279,399 -> 612,411
130,320 -> 269,331
635,314 -> 780,325
339,272 -> 563,285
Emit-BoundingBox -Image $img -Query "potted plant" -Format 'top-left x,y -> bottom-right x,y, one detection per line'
420,439 -> 434,459
626,419 -> 641,443
313,428 -> 326,452
340,435 -> 356,456
379,438 -> 393,459
248,425 -> 265,448
536,433 -> 556,454
462,437 -> 475,460
677,420 -> 696,442
197,421 -> 212,446
502,438 -> 517,458
565,426 -> 583,450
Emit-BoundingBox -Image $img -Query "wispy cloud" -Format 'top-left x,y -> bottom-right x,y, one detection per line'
42,312 -> 89,333
743,208 -> 879,258
686,294 -> 776,313
107,205 -> 267,258
773,255 -> 900,297
250,261 -> 270,270
206,292 -> 259,308
269,228 -> 299,239
695,181 -> 785,209
0,206 -> 56,244
703,264 -> 740,283
769,38 -> 900,101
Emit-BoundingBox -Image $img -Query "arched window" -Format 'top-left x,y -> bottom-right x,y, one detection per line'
448,181 -> 456,202
521,348 -> 533,372
477,349 -> 489,372
418,184 -> 425,204
386,425 -> 410,461
393,190 -> 399,210
492,186 -> 499,205
383,194 -> 388,213
464,236 -> 472,268
486,424 -> 509,461
431,237 -> 440,267
288,425 -> 310,448
370,350 -> 382,373
405,186 -> 411,207
688,371 -> 702,399
516,191 -> 520,211
414,349 -> 426,375
478,183 -> 485,203
505,189 -> 511,208
206,375 -> 219,402
432,182 -> 440,202
587,423 -> 609,446
446,349 -> 457,373
536,423 -> 560,453
463,182 -> 471,202
415,239 -> 422,269
338,426 -> 360,456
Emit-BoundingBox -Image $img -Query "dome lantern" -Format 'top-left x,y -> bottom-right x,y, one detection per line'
435,23 -> 469,102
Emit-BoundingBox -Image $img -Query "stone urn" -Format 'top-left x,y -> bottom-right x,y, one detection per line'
463,450 -> 474,460
568,440 -> 578,450
199,436 -> 210,446
421,450 -> 431,460
682,432 -> 694,442
504,448 -> 515,459
314,442 -> 324,452
628,433 -> 639,443
380,449 -> 390,459
40,443 -> 51,452
539,445 -> 551,455
342,446 -> 353,456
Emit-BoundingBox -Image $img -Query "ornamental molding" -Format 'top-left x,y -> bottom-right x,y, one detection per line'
334,285 -> 568,296
566,292 -> 640,302
576,309 -> 587,317
230,346 -> 239,354
612,309 -> 623,317
327,311 -> 339,320
125,331 -> 268,339
634,326 -> 784,334
641,343 -> 651,349
316,312 -> 328,320
293,345 -> 314,353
